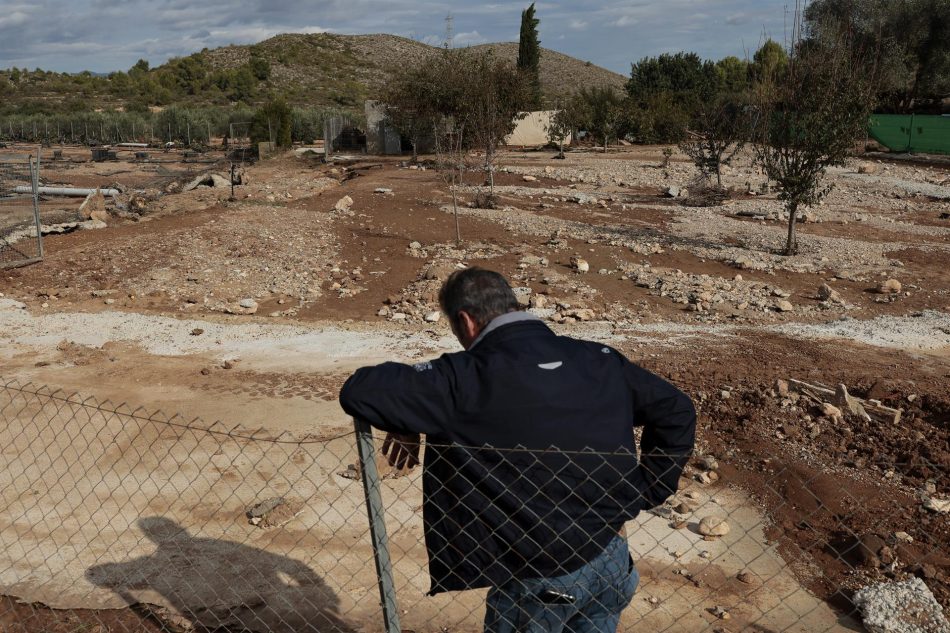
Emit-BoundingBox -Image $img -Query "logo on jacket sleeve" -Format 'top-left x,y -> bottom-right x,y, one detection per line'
412,361 -> 433,372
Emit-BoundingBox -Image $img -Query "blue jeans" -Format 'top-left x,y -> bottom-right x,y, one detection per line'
484,536 -> 639,633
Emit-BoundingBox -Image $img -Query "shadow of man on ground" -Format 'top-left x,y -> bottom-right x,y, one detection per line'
87,516 -> 353,633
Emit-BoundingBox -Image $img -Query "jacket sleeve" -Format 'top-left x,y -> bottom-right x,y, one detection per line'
625,360 -> 696,510
339,358 -> 455,435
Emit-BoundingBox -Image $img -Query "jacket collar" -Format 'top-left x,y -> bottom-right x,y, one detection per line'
469,311 -> 549,350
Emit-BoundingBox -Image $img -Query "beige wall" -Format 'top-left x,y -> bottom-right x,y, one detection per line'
504,110 -> 570,147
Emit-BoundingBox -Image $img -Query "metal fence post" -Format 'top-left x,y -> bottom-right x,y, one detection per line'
354,418 -> 401,633
30,154 -> 43,260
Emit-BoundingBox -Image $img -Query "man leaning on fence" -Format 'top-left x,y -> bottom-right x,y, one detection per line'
340,268 -> 696,633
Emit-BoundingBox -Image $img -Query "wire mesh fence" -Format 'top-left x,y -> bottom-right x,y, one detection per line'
0,379 -> 947,633
0,154 -> 42,269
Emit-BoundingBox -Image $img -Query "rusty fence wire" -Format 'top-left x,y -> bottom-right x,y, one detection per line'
0,154 -> 42,269
0,379 -> 947,633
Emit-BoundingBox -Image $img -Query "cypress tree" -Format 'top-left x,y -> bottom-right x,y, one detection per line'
517,3 -> 542,109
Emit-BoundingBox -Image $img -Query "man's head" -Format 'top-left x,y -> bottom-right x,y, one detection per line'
439,267 -> 519,349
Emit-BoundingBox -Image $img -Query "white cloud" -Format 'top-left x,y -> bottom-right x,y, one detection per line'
0,0 -> 790,74
453,30 -> 487,46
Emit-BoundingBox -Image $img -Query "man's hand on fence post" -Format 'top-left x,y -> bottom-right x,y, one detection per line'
381,432 -> 421,470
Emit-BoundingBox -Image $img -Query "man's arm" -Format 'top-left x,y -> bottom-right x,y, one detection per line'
626,361 -> 697,510
339,359 -> 455,437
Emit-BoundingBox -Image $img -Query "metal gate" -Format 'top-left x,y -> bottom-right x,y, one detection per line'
0,152 -> 42,269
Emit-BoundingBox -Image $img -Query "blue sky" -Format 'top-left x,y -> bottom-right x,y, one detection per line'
0,1 -> 790,75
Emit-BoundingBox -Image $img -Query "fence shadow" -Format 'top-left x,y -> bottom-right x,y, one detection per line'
86,517 -> 354,633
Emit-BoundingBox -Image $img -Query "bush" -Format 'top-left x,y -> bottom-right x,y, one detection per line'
251,98 -> 292,148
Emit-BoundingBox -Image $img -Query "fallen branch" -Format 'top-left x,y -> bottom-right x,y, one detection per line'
788,379 -> 902,424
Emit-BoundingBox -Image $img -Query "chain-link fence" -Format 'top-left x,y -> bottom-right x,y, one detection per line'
0,379 -> 947,633
0,154 -> 42,269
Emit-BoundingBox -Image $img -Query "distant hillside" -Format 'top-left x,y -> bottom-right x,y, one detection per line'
0,33 -> 627,113
204,33 -> 627,107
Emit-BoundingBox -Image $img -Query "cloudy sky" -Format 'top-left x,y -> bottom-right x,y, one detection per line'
0,1 -> 790,75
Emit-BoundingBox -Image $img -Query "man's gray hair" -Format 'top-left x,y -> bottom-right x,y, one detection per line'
439,268 -> 519,329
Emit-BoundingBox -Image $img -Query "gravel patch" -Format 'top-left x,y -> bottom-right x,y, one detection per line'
773,311 -> 950,351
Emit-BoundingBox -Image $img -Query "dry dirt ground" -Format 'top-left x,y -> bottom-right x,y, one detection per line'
0,142 -> 948,633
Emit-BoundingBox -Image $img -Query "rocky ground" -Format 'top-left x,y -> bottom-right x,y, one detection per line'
0,142 -> 948,632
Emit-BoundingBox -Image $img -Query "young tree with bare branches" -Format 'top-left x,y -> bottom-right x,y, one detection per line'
678,97 -> 749,188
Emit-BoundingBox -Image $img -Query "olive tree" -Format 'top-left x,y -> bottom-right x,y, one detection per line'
752,10 -> 877,255
678,97 -> 750,187
382,64 -> 438,163
462,51 -> 527,194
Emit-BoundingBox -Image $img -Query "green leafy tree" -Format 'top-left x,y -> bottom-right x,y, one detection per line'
716,56 -> 750,94
805,0 -> 949,111
546,102 -> 575,158
627,52 -> 720,142
249,56 -> 271,81
517,3 -> 543,109
252,97 -> 292,148
383,63 -> 440,162
130,59 -> 150,76
751,40 -> 789,82
223,67 -> 256,103
573,86 -> 626,152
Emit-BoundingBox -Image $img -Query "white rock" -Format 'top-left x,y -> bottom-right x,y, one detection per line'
571,257 -> 590,273
877,279 -> 902,294
522,175 -> 538,182
923,496 -> 950,514
853,577 -> 949,633
239,298 -> 258,310
818,283 -> 842,303
409,241 -> 422,250
698,516 -> 730,537
424,311 -> 442,323
333,195 -> 354,212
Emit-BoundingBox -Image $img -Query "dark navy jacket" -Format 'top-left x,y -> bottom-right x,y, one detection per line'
339,317 -> 696,594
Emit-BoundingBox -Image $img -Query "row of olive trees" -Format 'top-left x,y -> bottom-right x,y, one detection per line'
544,38 -> 791,155
674,3 -> 877,256
547,4 -> 878,257
383,48 -> 529,242
0,104 -> 354,147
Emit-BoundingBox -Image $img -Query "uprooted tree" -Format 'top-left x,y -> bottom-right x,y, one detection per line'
752,5 -> 878,255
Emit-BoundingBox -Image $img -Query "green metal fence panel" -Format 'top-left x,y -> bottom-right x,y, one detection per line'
869,114 -> 950,156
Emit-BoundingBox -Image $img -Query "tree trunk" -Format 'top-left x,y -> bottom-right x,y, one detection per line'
603,137 -> 608,153
785,201 -> 799,255
452,186 -> 461,246
716,165 -> 722,187
411,140 -> 418,164
486,143 -> 494,194
558,139 -> 564,159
